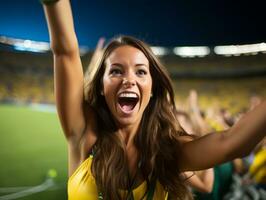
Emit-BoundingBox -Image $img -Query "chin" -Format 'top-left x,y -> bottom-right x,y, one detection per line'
116,117 -> 140,128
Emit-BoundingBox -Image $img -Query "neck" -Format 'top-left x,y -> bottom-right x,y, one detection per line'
116,117 -> 142,146
118,124 -> 139,146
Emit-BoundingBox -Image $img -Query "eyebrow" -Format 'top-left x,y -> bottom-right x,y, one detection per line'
110,63 -> 148,68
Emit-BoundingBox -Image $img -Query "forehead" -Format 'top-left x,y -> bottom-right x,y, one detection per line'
105,45 -> 149,66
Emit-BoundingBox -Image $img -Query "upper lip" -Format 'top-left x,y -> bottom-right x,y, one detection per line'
117,91 -> 140,99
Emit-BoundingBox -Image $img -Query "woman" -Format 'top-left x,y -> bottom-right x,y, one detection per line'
41,0 -> 266,199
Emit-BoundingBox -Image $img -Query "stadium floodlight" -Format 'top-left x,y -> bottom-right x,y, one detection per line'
13,40 -> 50,53
214,42 -> 266,56
150,46 -> 169,56
23,40 -> 32,48
0,36 -> 50,53
173,46 -> 210,57
1,36 -> 89,54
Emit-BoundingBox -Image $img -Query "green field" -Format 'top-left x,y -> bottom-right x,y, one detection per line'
0,104 -> 68,200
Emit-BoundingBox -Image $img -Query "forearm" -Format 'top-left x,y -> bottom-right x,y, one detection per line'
179,101 -> 265,171
43,0 -> 79,54
225,100 -> 266,159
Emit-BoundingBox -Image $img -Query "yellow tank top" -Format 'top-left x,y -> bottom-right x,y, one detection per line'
68,155 -> 169,200
249,148 -> 266,183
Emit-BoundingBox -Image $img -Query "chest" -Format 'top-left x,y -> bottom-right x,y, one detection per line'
81,133 -> 143,182
126,145 -> 140,179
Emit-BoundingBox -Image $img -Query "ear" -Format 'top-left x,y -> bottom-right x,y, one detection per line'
101,91 -> 104,96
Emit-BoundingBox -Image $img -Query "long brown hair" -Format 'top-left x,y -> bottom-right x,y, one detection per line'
84,36 -> 193,199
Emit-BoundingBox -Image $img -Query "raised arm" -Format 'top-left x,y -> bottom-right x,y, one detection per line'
179,101 -> 266,172
42,0 -> 86,139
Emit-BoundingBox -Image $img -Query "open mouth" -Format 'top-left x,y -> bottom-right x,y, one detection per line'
117,93 -> 139,113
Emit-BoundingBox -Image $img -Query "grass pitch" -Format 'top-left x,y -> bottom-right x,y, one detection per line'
0,104 -> 68,200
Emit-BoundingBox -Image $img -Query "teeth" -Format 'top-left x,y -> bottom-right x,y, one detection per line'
119,93 -> 138,98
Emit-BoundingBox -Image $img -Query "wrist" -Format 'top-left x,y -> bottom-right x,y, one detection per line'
40,0 -> 59,5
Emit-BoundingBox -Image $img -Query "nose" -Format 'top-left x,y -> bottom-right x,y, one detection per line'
122,77 -> 136,88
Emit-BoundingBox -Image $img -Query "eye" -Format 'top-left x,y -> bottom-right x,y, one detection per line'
136,69 -> 147,76
110,68 -> 122,76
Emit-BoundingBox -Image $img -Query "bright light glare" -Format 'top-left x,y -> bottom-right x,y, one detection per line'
214,43 -> 266,56
173,46 -> 210,57
151,46 -> 168,56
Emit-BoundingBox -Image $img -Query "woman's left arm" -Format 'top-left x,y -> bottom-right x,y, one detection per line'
179,101 -> 266,172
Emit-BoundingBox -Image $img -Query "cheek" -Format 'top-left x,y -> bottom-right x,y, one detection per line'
102,75 -> 112,94
141,78 -> 153,101
144,76 -> 153,93
102,77 -> 119,106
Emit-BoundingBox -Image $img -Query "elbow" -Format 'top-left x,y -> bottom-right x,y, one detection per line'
50,39 -> 79,56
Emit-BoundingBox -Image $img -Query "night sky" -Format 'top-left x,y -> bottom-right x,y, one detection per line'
0,0 -> 265,48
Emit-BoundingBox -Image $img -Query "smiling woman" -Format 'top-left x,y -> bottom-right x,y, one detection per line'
41,0 -> 266,199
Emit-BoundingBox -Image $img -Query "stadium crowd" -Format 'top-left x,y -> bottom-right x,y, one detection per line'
0,43 -> 265,199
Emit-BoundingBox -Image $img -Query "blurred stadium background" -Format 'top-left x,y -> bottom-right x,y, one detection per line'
1,0 -> 266,199
0,36 -> 265,200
